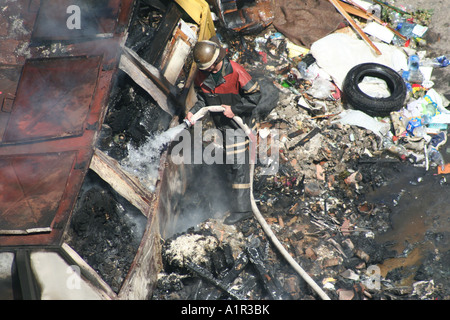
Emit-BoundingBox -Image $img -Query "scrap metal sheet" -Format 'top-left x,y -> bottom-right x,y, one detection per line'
2,56 -> 101,144
0,0 -> 135,246
0,151 -> 76,234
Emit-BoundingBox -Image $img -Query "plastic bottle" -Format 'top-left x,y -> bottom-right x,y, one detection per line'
412,125 -> 426,137
407,55 -> 423,83
421,56 -> 449,68
387,144 -> 410,161
368,4 -> 382,19
390,12 -> 404,27
420,58 -> 440,68
421,114 -> 431,126
297,61 -> 309,79
383,135 -> 409,161
436,55 -> 450,67
428,146 -> 445,170
408,55 -> 420,71
423,103 -> 437,118
297,54 -> 316,79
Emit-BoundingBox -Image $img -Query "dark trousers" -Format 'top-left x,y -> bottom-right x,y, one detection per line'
225,130 -> 252,213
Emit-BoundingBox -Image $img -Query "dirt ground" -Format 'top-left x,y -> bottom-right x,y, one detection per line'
403,0 -> 449,96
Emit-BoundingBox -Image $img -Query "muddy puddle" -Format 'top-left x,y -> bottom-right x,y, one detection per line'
365,147 -> 450,291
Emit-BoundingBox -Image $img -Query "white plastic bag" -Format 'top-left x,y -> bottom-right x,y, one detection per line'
332,109 -> 391,137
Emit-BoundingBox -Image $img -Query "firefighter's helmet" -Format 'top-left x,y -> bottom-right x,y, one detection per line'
193,40 -> 223,70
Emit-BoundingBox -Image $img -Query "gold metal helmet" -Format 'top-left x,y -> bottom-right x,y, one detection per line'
193,40 -> 223,70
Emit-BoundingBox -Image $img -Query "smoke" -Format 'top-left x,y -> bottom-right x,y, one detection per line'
32,0 -> 117,41
168,162 -> 232,237
120,123 -> 233,238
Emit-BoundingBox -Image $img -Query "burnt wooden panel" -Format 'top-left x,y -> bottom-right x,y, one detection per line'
145,2 -> 182,66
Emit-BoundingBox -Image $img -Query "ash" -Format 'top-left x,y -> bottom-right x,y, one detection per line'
66,171 -> 147,294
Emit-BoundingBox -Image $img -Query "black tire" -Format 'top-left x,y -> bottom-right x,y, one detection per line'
342,63 -> 407,117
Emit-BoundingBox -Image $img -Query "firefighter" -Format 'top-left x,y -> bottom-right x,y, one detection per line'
186,37 -> 261,225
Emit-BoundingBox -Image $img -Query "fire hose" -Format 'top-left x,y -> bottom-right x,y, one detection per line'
185,106 -> 331,300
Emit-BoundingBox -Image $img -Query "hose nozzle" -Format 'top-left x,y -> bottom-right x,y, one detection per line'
183,118 -> 193,129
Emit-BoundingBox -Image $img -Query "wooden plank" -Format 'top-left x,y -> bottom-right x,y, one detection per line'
329,0 -> 382,55
340,0 -> 407,40
338,0 -> 371,19
146,2 -> 182,66
122,46 -> 178,97
60,243 -> 117,300
119,47 -> 176,116
89,148 -> 155,218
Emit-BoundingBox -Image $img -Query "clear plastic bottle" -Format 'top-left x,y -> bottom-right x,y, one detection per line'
423,103 -> 437,118
368,4 -> 381,19
428,146 -> 445,170
297,61 -> 309,79
421,114 -> 431,126
297,54 -> 316,80
407,55 -> 423,83
383,135 -> 409,161
390,12 -> 405,28
421,56 -> 450,68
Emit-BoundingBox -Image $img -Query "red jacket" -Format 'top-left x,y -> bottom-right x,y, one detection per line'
191,57 -> 261,130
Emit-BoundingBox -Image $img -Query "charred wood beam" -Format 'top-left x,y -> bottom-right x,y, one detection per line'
119,46 -> 178,116
288,127 -> 321,151
206,250 -> 249,300
146,2 -> 182,66
185,261 -> 247,300
89,148 -> 155,218
220,251 -> 249,284
186,245 -> 290,300
245,246 -> 288,300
